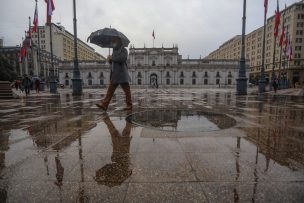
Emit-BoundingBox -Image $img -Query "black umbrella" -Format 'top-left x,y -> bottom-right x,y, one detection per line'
87,27 -> 130,48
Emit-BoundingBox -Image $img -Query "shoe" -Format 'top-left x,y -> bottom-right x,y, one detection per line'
96,103 -> 107,111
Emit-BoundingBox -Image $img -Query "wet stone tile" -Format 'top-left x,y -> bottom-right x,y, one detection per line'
185,152 -> 267,182
0,180 -> 57,203
3,152 -> 80,182
66,152 -> 134,185
201,181 -> 295,203
137,138 -> 183,153
130,152 -> 196,182
46,181 -> 128,202
125,182 -> 208,203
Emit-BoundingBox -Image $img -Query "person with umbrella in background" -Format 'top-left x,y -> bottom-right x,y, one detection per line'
88,28 -> 132,111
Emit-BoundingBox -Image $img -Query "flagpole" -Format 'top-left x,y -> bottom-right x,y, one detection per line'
259,0 -> 267,93
271,0 -> 280,91
29,16 -> 35,76
279,9 -> 286,89
236,0 -> 248,95
35,0 -> 42,78
25,31 -> 29,75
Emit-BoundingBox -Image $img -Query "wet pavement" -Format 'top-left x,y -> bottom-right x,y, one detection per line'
0,88 -> 304,202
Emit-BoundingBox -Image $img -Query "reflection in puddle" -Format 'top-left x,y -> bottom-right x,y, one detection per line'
127,110 -> 236,132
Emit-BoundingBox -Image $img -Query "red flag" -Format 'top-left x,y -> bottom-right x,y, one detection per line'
20,44 -> 26,58
32,3 -> 38,32
264,0 -> 268,15
45,0 -> 55,24
152,30 -> 155,39
18,53 -> 22,63
274,0 -> 281,37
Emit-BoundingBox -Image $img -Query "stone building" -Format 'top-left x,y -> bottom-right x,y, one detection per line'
59,46 -> 248,88
31,23 -> 105,61
206,0 -> 304,86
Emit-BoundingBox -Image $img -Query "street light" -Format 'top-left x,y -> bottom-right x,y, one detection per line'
236,0 -> 248,95
72,0 -> 82,95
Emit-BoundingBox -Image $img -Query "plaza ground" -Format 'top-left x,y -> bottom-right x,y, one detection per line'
0,87 -> 304,202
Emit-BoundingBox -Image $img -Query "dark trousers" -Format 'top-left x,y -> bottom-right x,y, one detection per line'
102,82 -> 132,108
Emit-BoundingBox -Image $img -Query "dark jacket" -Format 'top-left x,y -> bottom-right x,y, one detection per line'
111,46 -> 131,84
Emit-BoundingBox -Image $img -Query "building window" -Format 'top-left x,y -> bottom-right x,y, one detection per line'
192,71 -> 196,77
166,71 -> 170,77
100,79 -> 104,85
204,72 -> 208,77
152,60 -> 156,66
88,80 -> 92,85
65,73 -> 69,78
180,71 -> 184,77
166,78 -> 170,85
65,80 -> 69,86
100,72 -> 104,78
88,72 -> 92,78
228,79 -> 232,85
138,79 -> 142,85
137,72 -> 142,78
192,79 -> 196,85
216,72 -> 220,77
228,71 -> 232,77
180,79 -> 184,85
216,79 -> 220,84
204,79 -> 208,85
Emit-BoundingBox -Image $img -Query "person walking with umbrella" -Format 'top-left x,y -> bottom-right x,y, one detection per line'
88,28 -> 132,111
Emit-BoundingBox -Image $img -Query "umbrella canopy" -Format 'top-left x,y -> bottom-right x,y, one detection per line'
87,27 -> 130,48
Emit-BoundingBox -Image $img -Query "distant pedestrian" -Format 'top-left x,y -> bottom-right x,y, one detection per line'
272,79 -> 278,93
96,37 -> 132,111
14,80 -> 20,90
35,79 -> 40,94
22,75 -> 31,96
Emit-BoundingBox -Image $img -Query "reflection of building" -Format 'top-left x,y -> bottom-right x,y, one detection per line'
206,1 -> 304,85
31,23 -> 105,61
59,46 -> 247,88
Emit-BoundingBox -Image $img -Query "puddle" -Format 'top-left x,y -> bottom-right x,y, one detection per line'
127,110 -> 236,132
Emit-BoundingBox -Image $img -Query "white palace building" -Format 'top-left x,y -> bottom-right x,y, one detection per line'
59,45 -> 249,88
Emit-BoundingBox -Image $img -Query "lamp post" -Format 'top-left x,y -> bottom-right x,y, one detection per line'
236,0 -> 248,95
72,0 -> 82,95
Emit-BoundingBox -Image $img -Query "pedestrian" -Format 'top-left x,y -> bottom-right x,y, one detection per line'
96,37 -> 132,111
35,79 -> 40,94
22,75 -> 31,96
272,79 -> 278,93
14,80 -> 19,90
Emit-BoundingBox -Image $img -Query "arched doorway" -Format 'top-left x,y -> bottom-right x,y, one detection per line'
150,73 -> 158,88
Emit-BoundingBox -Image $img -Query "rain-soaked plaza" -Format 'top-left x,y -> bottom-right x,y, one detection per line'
0,88 -> 304,202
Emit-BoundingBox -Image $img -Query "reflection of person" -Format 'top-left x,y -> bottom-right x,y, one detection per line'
22,75 -> 31,96
54,155 -> 64,187
96,37 -> 132,111
272,79 -> 278,93
95,113 -> 132,187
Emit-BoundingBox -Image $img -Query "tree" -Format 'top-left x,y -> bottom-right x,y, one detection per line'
0,55 -> 17,81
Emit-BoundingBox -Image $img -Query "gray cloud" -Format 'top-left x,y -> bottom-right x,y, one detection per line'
0,0 -> 299,58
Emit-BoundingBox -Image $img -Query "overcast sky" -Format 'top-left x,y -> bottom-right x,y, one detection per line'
0,0 -> 299,58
